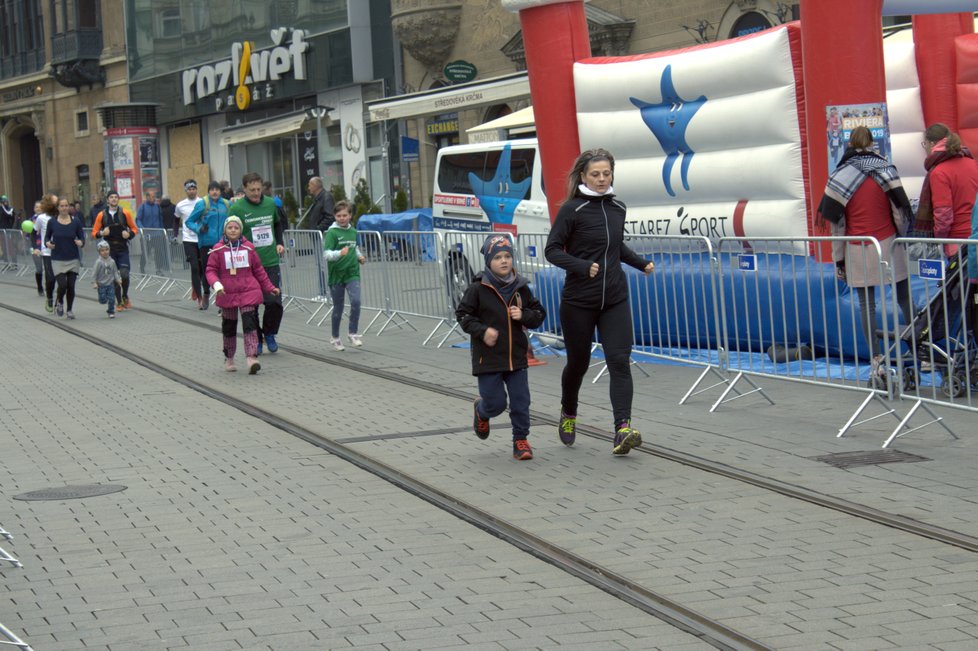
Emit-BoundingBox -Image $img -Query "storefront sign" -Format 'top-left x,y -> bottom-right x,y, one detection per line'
401,136 -> 419,162
427,118 -> 459,135
2,85 -> 38,103
444,60 -> 477,83
181,28 -> 310,110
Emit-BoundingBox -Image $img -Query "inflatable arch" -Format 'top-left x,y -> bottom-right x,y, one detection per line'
501,0 -> 978,257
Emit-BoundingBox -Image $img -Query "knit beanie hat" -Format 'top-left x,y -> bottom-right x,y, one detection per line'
224,215 -> 243,234
482,234 -> 514,268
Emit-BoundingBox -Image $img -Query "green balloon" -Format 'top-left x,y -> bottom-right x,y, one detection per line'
21,219 -> 34,234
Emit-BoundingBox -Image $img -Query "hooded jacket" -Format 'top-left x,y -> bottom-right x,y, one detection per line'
204,236 -> 277,308
455,271 -> 546,375
185,195 -> 230,248
545,192 -> 649,309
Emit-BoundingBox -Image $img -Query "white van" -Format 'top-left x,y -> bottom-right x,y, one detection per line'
432,138 -> 549,234
433,138 -> 549,306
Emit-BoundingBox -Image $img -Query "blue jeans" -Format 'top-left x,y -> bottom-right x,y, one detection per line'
329,279 -> 361,338
97,284 -> 116,313
477,368 -> 531,439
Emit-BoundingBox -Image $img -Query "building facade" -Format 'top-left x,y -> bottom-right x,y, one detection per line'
0,0 -> 129,216
124,0 -> 397,219
371,0 -> 811,209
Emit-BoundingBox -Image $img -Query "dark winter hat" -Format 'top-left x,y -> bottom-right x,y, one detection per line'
207,180 -> 222,192
106,190 -> 119,199
482,234 -> 514,268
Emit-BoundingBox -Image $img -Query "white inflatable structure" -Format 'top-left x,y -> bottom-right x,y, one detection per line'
573,24 -> 931,248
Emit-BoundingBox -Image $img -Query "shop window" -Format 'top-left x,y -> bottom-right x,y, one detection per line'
77,164 -> 90,183
75,109 -> 89,136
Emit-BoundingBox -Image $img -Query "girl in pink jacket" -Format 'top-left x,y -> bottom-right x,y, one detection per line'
205,216 -> 279,374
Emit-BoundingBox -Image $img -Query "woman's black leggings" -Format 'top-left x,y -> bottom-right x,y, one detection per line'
55,271 -> 78,310
559,299 -> 634,425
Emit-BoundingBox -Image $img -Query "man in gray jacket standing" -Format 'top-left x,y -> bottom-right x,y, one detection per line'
306,177 -> 334,232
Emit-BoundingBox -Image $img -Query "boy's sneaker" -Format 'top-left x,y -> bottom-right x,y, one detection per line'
45,299 -> 53,313
108,313 -> 115,319
348,333 -> 363,347
558,412 -> 577,446
55,302 -> 64,317
473,398 -> 490,439
330,337 -> 345,351
513,439 -> 533,460
612,425 -> 642,456
265,334 -> 278,352
66,311 -> 75,320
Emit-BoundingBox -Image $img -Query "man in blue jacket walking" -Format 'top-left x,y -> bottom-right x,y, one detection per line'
136,190 -> 167,274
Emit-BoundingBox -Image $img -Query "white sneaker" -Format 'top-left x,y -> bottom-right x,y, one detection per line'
330,337 -> 345,351
348,333 -> 363,347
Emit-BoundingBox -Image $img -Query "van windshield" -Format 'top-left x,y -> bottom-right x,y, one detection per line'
438,147 -> 535,201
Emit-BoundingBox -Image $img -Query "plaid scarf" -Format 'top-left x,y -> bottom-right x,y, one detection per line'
817,149 -> 911,227
911,141 -> 975,236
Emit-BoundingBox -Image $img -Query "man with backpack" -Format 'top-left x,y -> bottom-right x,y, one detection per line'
91,190 -> 139,310
184,181 -> 231,310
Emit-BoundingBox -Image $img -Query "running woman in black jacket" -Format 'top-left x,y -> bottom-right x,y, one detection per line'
545,148 -> 654,455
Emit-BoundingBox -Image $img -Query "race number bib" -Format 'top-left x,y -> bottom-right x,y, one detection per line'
224,250 -> 249,269
251,225 -> 273,247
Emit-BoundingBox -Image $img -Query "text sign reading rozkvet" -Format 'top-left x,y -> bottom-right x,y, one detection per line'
918,258 -> 945,280
738,254 -> 757,272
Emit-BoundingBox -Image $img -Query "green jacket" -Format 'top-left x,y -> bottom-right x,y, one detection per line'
229,196 -> 281,267
322,223 -> 361,285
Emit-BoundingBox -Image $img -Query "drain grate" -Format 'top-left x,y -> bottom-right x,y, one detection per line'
14,484 -> 127,501
810,450 -> 930,469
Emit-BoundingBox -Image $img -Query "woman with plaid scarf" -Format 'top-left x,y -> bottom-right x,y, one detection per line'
818,126 -> 914,366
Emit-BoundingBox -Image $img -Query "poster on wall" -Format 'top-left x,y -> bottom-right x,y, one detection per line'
112,139 -> 134,170
825,103 -> 891,171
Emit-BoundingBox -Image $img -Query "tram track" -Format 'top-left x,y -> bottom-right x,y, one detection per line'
4,288 -> 978,648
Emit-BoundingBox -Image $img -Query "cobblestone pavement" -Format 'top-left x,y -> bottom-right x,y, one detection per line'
2,276 -> 978,650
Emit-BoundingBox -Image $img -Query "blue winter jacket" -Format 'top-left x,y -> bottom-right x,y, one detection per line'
136,201 -> 163,229
185,196 -> 230,248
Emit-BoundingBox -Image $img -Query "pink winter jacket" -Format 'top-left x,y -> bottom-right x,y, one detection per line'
205,237 -> 277,308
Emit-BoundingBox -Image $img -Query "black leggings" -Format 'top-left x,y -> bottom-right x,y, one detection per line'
184,242 -> 206,298
559,299 -> 634,425
42,256 -> 55,301
54,271 -> 78,310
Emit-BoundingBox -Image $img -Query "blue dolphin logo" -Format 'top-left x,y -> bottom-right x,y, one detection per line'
630,65 -> 706,197
468,143 -> 532,225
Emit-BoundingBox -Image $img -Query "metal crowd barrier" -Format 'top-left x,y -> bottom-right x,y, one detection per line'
130,228 -> 176,293
868,236 -> 978,447
4,225 -> 977,450
280,229 -> 327,321
0,229 -> 29,275
0,622 -> 32,651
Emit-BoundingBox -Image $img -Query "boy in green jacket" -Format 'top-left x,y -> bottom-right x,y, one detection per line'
323,200 -> 365,351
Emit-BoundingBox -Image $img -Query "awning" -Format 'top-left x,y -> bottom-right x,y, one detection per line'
466,105 -> 535,134
218,107 -> 332,147
366,72 -> 530,122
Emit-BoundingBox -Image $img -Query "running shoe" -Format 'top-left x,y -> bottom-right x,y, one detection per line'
473,398 -> 490,439
330,337 -> 345,351
558,411 -> 577,446
116,302 -> 126,312
256,340 -> 263,355
265,334 -> 278,352
612,424 -> 642,456
348,333 -> 363,347
247,357 -> 260,374
55,302 -> 63,317
108,313 -> 115,319
513,439 -> 533,460
225,358 -> 237,372
123,297 -> 132,309
45,300 -> 53,313
201,294 -> 209,310
66,311 -> 75,320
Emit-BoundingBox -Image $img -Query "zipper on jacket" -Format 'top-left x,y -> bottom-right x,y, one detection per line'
484,280 -> 516,371
600,197 -> 609,310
